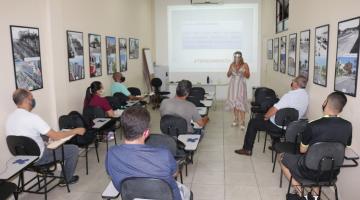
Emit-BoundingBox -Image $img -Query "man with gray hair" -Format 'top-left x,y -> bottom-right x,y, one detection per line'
6,89 -> 85,186
235,75 -> 309,156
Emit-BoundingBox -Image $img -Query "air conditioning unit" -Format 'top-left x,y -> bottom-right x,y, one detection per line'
191,0 -> 223,4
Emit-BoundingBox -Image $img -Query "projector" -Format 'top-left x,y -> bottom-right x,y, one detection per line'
191,0 -> 223,4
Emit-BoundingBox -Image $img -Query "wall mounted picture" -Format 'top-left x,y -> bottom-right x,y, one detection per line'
129,38 -> 139,59
106,36 -> 117,74
119,38 -> 128,72
313,25 -> 329,87
267,39 -> 273,59
10,25 -> 43,91
89,34 -> 102,77
273,38 -> 279,71
334,17 -> 360,97
299,30 -> 310,78
67,31 -> 84,81
288,33 -> 297,76
280,36 -> 287,73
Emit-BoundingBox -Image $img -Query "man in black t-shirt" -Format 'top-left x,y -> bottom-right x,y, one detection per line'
280,92 -> 352,199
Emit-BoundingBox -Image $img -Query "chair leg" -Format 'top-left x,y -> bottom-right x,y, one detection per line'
263,132 -> 268,153
180,169 -> 183,184
272,152 -> 278,173
287,176 -> 292,194
279,169 -> 283,188
185,162 -> 188,176
257,131 -> 260,142
95,140 -> 100,163
114,132 -> 117,145
85,146 -> 89,175
44,174 -> 47,200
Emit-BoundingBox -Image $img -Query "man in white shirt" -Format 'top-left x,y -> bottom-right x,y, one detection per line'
235,75 -> 309,156
6,89 -> 85,186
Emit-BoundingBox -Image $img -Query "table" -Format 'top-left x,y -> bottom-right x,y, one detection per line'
178,134 -> 201,151
200,99 -> 213,107
196,107 -> 207,116
0,156 -> 38,180
47,134 -> 75,149
126,100 -> 139,107
342,147 -> 359,167
93,118 -> 112,129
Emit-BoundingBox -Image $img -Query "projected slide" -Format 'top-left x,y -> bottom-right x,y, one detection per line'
168,4 -> 258,73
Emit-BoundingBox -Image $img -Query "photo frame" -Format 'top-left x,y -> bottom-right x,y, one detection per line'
280,36 -> 287,73
88,34 -> 102,77
276,0 -> 289,33
119,38 -> 128,72
106,36 -> 117,75
129,38 -> 139,59
267,39 -> 273,59
273,38 -> 279,71
10,25 -> 43,91
313,24 -> 329,87
288,33 -> 297,76
67,31 -> 85,81
299,30 -> 310,78
334,17 -> 360,97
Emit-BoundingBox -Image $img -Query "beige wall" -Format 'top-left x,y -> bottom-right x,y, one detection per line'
261,0 -> 360,199
0,0 -> 154,162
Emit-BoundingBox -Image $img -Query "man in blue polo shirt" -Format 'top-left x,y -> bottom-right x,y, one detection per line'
105,106 -> 191,200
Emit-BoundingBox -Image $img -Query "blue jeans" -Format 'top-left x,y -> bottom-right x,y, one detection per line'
34,144 -> 79,181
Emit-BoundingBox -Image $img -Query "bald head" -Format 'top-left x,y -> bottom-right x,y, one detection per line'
113,72 -> 122,82
13,89 -> 31,105
293,75 -> 307,89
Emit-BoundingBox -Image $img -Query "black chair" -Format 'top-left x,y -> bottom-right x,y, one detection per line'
58,111 -> 99,175
83,106 -> 117,152
108,92 -> 129,110
150,78 -> 170,109
186,96 -> 205,107
160,115 -> 188,137
127,87 -> 141,96
190,87 -> 206,100
287,142 -> 345,200
145,134 -> 187,183
120,177 -> 173,200
265,108 -> 299,159
0,181 -> 18,200
251,87 -> 277,119
6,136 -> 70,200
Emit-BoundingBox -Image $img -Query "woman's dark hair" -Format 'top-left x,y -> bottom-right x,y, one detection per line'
120,106 -> 150,141
84,81 -> 102,108
176,80 -> 192,97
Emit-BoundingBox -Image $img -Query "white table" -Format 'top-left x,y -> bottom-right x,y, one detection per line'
196,107 -> 207,116
200,100 -> 213,107
93,118 -> 112,129
126,100 -> 139,107
102,181 -> 119,199
47,134 -> 76,149
178,134 -> 201,151
0,156 -> 38,180
343,147 -> 359,167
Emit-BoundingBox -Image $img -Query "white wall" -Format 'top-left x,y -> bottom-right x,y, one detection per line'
154,0 -> 261,100
261,0 -> 360,199
0,0 -> 154,164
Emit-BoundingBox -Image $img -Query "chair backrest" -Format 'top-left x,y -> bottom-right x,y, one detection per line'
127,87 -> 141,96
151,78 -> 163,90
112,92 -> 129,108
59,111 -> 87,130
160,115 -> 188,137
274,108 -> 299,127
305,142 -> 345,172
186,96 -> 204,107
6,135 -> 41,156
145,134 -> 177,157
285,119 -> 308,143
83,106 -> 106,127
254,87 -> 276,104
190,87 -> 205,100
120,177 -> 173,200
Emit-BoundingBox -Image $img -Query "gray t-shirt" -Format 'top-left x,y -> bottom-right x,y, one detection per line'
160,98 -> 202,132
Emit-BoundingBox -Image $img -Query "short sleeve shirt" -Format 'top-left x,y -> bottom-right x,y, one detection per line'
105,144 -> 181,200
111,82 -> 131,96
159,98 -> 202,132
6,108 -> 51,157
270,89 -> 309,126
89,95 -> 112,112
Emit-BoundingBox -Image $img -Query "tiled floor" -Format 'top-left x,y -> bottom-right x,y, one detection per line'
18,101 -> 294,200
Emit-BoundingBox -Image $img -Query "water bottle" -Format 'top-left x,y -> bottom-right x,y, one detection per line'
206,76 -> 209,84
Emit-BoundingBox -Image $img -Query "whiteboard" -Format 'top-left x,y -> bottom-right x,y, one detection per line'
144,49 -> 154,74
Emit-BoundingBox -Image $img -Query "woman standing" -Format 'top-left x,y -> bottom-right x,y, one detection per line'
226,51 -> 250,129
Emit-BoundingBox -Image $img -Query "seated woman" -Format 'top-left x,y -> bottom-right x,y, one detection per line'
84,81 -> 115,118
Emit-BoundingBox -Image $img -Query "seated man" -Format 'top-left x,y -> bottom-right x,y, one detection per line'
235,75 -> 309,156
281,92 -> 352,199
159,80 -> 209,134
105,106 -> 191,200
6,89 -> 85,185
111,72 -> 144,101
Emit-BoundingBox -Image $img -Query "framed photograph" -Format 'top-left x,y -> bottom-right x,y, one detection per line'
276,0 -> 289,33
106,36 -> 117,74
119,38 -> 128,72
88,34 -> 102,77
280,36 -> 287,73
288,33 -> 297,76
10,26 -> 43,91
313,24 -> 329,87
67,31 -> 84,81
273,38 -> 279,71
129,38 -> 139,59
299,30 -> 310,78
334,17 -> 360,97
267,39 -> 273,59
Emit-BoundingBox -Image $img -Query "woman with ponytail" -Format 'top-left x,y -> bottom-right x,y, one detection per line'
83,81 -> 115,117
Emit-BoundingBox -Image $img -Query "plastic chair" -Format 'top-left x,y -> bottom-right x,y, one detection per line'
160,115 -> 188,137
